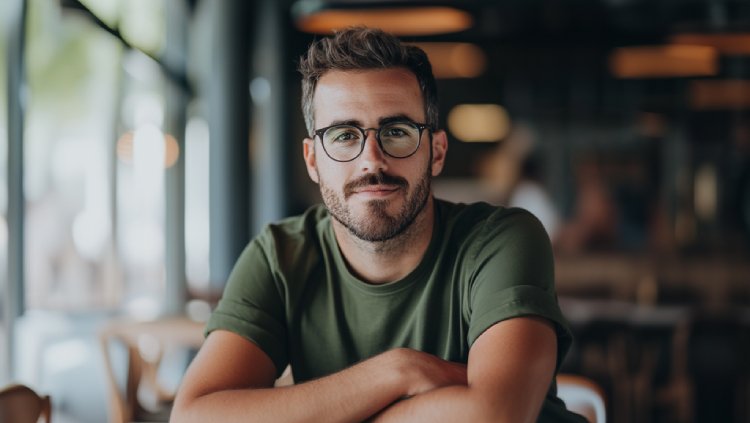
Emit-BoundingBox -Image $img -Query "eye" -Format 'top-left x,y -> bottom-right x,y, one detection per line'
384,128 -> 407,137
334,132 -> 356,141
381,123 -> 418,140
324,126 -> 362,146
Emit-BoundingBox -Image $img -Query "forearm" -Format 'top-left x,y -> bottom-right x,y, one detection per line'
367,386 -> 488,423
368,316 -> 559,423
367,384 -> 543,423
172,352 -> 406,423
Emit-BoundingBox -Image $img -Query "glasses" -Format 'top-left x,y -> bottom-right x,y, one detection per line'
313,121 -> 431,162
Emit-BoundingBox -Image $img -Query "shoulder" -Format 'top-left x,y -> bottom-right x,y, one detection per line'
435,199 -> 554,292
252,204 -> 330,260
436,199 -> 549,254
437,198 -> 540,226
258,204 -> 329,243
228,205 -> 330,286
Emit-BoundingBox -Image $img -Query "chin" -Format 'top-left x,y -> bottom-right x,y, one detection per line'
359,198 -> 400,217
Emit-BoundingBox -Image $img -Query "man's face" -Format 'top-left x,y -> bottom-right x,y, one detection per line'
303,68 -> 447,242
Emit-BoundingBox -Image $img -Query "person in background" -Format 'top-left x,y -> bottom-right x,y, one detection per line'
554,154 -> 618,255
478,123 -> 562,242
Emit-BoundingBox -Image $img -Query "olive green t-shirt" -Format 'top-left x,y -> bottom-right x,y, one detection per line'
206,199 -> 586,422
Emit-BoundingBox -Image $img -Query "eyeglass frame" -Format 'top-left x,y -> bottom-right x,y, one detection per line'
312,121 -> 432,163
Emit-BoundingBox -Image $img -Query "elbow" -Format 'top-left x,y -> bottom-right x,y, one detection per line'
469,393 -> 541,423
474,409 -> 539,423
170,391 -> 199,423
169,399 -> 188,422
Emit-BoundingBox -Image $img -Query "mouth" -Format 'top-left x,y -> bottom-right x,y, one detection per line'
343,171 -> 409,200
352,185 -> 400,198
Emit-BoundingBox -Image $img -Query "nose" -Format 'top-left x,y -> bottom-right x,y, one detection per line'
357,129 -> 388,172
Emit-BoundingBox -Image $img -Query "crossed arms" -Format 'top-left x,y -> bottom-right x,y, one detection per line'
170,314 -> 557,423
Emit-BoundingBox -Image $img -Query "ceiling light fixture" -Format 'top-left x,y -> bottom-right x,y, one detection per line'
448,104 -> 511,142
690,79 -> 750,110
609,45 -> 718,78
670,33 -> 750,55
409,42 -> 487,78
292,1 -> 473,36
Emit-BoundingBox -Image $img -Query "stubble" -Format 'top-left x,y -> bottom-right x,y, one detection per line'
320,165 -> 432,244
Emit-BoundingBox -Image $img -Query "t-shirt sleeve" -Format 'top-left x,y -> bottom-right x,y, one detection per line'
466,208 -> 572,373
204,237 -> 289,378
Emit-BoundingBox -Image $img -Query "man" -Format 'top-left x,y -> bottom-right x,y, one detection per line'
172,27 -> 586,423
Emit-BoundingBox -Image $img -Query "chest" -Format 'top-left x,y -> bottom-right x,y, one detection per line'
286,267 -> 470,382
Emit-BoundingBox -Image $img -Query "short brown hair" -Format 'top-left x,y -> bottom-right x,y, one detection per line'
298,27 -> 438,136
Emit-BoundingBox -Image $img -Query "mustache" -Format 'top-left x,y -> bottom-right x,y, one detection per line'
344,171 -> 409,199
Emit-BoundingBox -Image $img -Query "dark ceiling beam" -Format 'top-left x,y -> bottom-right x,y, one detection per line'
60,0 -> 194,96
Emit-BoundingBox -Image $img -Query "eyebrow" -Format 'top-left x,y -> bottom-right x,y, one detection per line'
326,115 -> 416,129
379,115 -> 415,126
328,119 -> 363,128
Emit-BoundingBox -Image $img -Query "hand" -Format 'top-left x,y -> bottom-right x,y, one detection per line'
390,348 -> 468,397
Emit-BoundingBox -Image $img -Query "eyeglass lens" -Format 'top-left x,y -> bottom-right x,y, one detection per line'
322,122 -> 420,161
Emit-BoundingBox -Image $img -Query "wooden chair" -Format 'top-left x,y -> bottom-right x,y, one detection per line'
0,383 -> 51,423
557,374 -> 607,423
99,317 -> 205,423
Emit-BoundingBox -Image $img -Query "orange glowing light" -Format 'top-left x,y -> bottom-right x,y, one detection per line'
670,33 -> 750,55
609,45 -> 718,78
117,131 -> 135,164
295,7 -> 473,36
164,134 -> 180,168
690,79 -> 750,110
116,131 -> 180,168
409,42 -> 487,79
694,165 -> 717,221
448,104 -> 511,142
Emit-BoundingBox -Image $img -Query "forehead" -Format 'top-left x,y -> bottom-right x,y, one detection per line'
313,68 -> 424,127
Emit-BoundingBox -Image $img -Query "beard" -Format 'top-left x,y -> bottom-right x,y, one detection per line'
320,164 -> 432,243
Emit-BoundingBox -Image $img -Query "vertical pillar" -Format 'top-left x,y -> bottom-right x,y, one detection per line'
4,0 -> 27,380
207,0 -> 252,292
250,0 -> 287,235
163,0 -> 189,316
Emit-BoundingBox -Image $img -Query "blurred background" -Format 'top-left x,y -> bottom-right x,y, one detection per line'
1,0 -> 749,422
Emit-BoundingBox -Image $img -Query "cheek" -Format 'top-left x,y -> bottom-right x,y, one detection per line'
396,160 -> 429,187
316,162 -> 349,188
412,145 -> 433,173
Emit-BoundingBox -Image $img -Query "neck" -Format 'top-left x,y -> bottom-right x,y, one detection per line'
332,196 -> 436,284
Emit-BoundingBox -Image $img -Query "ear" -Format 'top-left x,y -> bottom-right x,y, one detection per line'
303,137 -> 320,184
430,130 -> 448,177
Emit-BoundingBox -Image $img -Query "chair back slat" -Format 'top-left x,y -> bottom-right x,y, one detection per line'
557,374 -> 607,423
0,384 -> 51,423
